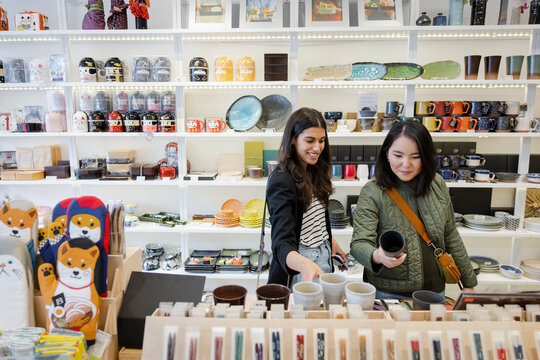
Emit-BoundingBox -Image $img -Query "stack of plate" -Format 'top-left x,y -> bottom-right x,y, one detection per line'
249,250 -> 270,273
240,199 -> 264,228
499,264 -> 523,279
216,250 -> 251,273
520,259 -> 540,280
469,256 -> 500,273
184,250 -> 220,273
524,218 -> 540,233
470,258 -> 481,275
462,214 -> 504,231
328,199 -> 349,229
214,209 -> 240,227
454,212 -> 463,223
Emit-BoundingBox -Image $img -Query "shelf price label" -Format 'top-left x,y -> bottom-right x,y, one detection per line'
45,176 -> 57,181
136,176 -> 146,182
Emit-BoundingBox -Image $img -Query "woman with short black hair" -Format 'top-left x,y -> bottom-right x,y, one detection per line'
351,120 -> 477,300
267,107 -> 347,287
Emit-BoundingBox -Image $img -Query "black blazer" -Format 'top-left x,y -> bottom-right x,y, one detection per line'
266,169 -> 333,287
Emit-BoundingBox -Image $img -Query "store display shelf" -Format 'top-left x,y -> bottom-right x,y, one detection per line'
146,267 -> 270,280
67,82 -> 176,89
67,29 -> 175,42
476,272 -> 540,285
294,80 -> 540,89
183,223 -> 261,234
72,132 -> 178,138
0,178 -> 181,186
125,222 -> 183,233
181,179 -> 267,186
183,131 -> 283,138
0,179 -> 76,185
0,132 -> 72,137
0,83 -> 64,91
182,81 -> 289,89
0,30 -> 65,42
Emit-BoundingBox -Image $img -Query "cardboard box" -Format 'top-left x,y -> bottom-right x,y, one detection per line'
0,170 -> 16,180
107,163 -> 132,175
15,11 -> 49,31
16,170 -> 44,181
16,148 -> 34,170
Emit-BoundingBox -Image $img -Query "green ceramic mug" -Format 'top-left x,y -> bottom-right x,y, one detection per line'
527,55 -> 540,79
506,55 -> 524,80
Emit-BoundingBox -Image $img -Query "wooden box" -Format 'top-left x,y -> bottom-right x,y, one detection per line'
129,163 -> 159,180
0,170 -> 17,180
44,165 -> 70,178
16,170 -> 44,181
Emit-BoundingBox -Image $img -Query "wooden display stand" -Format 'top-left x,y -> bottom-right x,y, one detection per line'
34,247 -> 141,360
141,309 -> 540,360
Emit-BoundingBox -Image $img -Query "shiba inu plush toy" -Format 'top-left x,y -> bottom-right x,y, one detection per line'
0,199 -> 38,271
67,196 -> 109,296
40,198 -> 74,266
38,238 -> 101,344
0,236 -> 34,329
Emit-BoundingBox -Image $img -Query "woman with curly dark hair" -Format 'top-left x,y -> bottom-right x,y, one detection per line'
267,107 -> 347,287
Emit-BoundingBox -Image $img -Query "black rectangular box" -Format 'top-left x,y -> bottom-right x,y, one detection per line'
364,146 -> 378,162
433,142 -> 444,155
529,155 -> 540,173
350,145 -> 364,162
483,154 -> 508,172
443,142 -> 461,155
330,145 -> 338,162
449,188 -> 492,215
118,272 -> 205,349
508,155 -> 520,173
337,145 -> 351,162
459,142 -> 477,155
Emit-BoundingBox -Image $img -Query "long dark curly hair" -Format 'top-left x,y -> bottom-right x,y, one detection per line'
278,107 -> 333,212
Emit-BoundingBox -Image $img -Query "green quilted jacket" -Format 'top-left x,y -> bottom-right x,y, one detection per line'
350,174 -> 478,292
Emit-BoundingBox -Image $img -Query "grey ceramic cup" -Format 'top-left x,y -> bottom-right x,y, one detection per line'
345,282 -> 376,310
379,230 -> 406,257
266,161 -> 278,176
319,273 -> 347,310
527,55 -> 540,79
412,290 -> 445,310
506,55 -> 524,80
292,281 -> 323,310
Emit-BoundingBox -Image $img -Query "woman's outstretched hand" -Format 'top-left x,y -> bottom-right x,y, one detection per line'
372,246 -> 406,268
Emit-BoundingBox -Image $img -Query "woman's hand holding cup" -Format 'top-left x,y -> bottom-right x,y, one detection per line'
372,246 -> 407,268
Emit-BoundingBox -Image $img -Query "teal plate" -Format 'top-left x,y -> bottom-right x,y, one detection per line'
382,62 -> 424,80
346,62 -> 387,80
421,60 -> 461,80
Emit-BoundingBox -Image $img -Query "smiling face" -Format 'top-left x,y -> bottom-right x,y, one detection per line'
387,135 -> 423,184
292,126 -> 326,168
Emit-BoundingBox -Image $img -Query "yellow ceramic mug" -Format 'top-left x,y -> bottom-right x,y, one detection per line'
422,116 -> 441,132
415,101 -> 435,115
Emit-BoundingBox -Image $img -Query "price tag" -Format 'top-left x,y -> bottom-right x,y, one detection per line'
467,129 -> 475,134
228,177 -> 237,182
263,128 -> 275,133
45,176 -> 57,181
162,177 -> 171,181
136,176 -> 146,182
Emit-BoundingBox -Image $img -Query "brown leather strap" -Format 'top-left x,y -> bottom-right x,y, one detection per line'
384,187 -> 433,246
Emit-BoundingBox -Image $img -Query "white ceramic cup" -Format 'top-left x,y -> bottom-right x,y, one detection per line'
357,164 -> 369,180
345,282 -> 376,310
514,116 -> 534,132
319,273 -> 347,310
292,281 -> 323,310
465,156 -> 486,168
504,101 -> 520,115
474,170 -> 495,182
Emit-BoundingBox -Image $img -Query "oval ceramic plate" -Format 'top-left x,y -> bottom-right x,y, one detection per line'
346,62 -> 388,80
256,95 -> 292,131
421,60 -> 461,80
382,62 -> 424,80
226,95 -> 262,131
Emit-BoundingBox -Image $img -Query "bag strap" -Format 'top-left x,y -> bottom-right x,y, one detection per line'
256,197 -> 267,289
384,187 -> 434,248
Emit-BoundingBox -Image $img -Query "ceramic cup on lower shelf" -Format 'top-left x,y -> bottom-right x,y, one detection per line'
319,273 -> 347,310
345,282 -> 376,310
292,281 -> 323,310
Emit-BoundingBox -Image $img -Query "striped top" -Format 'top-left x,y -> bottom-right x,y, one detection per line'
299,197 -> 329,247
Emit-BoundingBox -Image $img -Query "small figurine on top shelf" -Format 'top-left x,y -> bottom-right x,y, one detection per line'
82,0 -> 106,30
130,0 -> 150,29
107,0 -> 129,29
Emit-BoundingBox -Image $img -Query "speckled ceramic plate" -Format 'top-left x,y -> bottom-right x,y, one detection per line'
226,95 -> 262,132
346,62 -> 388,80
382,62 -> 424,80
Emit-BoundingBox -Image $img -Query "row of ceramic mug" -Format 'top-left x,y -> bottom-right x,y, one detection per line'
436,154 -> 487,169
463,55 -> 540,81
414,115 -> 538,132
331,163 -> 374,180
186,117 -> 227,133
438,168 -> 496,182
410,101 -> 523,117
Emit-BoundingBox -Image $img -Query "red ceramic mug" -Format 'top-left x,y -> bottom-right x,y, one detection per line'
206,118 -> 227,133
344,164 -> 356,181
456,117 -> 477,132
447,101 -> 470,116
186,118 -> 205,133
440,117 -> 459,132
432,101 -> 450,115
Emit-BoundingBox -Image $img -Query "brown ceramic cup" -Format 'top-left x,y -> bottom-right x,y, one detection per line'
464,55 -> 482,80
213,285 -> 248,306
484,56 -> 502,80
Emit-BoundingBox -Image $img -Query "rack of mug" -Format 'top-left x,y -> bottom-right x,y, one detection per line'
142,308 -> 540,360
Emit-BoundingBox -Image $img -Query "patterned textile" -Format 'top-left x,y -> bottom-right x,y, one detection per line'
107,0 -> 128,30
82,0 -> 105,30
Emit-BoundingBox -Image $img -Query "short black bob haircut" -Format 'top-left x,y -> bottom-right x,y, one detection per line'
375,120 -> 437,197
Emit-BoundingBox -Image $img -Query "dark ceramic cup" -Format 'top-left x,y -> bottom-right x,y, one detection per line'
256,284 -> 290,310
438,168 -> 458,181
412,290 -> 445,310
495,116 -> 516,132
213,285 -> 248,306
382,117 -> 399,131
379,230 -> 406,257
464,55 -> 482,80
487,101 -> 507,116
448,154 -> 466,169
470,101 -> 489,116
456,168 -> 474,181
527,55 -> 540,79
476,116 -> 496,132
484,56 -> 502,80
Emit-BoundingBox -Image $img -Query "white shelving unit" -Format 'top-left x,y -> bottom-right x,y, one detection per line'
1,0 -> 540,291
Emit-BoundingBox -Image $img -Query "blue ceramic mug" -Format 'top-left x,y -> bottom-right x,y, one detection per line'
476,117 -> 496,132
437,168 -> 458,181
465,155 -> 486,168
474,169 -> 495,182
331,164 -> 343,180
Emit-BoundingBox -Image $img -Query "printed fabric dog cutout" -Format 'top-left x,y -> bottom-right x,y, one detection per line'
38,238 -> 101,344
41,198 -> 75,270
0,199 -> 38,271
67,196 -> 109,296
0,236 -> 35,329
